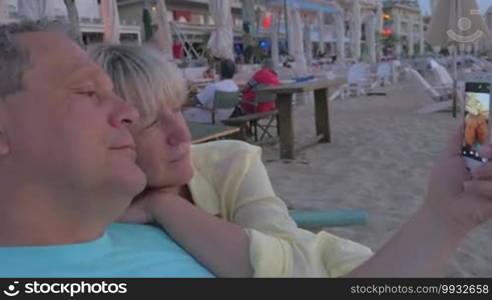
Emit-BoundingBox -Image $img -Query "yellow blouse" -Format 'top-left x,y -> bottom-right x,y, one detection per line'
189,140 -> 372,277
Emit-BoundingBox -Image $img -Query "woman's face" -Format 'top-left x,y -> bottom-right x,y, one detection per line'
130,101 -> 192,189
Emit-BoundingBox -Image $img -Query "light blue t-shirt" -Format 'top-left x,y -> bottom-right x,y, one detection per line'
0,223 -> 214,278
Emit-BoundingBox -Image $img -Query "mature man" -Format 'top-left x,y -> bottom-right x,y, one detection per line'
0,21 -> 212,277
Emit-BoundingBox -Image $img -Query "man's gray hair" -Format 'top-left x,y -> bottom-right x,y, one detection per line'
0,20 -> 77,99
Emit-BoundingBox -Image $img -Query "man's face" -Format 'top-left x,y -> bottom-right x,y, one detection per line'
0,32 -> 146,208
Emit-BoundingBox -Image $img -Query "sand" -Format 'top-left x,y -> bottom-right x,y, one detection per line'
259,78 -> 492,277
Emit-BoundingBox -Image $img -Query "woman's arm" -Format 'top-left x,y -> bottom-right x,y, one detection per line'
217,142 -> 372,277
347,205 -> 465,277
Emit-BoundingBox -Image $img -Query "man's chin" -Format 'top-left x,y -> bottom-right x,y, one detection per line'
112,166 -> 147,196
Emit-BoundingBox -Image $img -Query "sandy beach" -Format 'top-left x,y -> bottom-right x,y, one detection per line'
259,79 -> 492,277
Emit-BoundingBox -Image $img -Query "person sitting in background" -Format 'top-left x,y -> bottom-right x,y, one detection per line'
202,66 -> 215,79
182,59 -> 238,124
240,59 -> 279,114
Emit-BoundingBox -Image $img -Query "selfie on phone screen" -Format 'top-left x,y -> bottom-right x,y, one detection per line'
463,82 -> 491,164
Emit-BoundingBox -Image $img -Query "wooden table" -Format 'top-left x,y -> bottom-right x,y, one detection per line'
188,122 -> 240,144
255,79 -> 346,159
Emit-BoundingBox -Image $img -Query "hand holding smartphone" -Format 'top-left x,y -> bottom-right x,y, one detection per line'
462,74 -> 492,169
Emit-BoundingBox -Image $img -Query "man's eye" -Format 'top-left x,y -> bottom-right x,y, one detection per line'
77,91 -> 97,98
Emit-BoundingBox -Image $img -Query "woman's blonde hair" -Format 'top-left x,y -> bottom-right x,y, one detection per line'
88,44 -> 186,119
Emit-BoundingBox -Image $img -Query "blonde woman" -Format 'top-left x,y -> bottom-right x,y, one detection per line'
89,44 -> 492,278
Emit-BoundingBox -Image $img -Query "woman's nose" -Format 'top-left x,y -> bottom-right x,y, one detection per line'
166,116 -> 191,146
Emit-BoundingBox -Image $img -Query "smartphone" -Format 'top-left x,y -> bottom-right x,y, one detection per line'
462,76 -> 492,169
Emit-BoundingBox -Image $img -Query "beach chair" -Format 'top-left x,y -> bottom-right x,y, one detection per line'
430,63 -> 453,90
344,63 -> 376,97
328,65 -> 349,101
391,60 -> 402,83
376,62 -> 392,87
224,87 -> 278,142
211,90 -> 240,124
289,210 -> 369,228
408,67 -> 455,114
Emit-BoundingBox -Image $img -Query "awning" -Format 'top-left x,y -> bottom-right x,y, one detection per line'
264,0 -> 336,14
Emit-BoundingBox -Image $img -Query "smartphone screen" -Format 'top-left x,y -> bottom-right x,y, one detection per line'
462,82 -> 491,164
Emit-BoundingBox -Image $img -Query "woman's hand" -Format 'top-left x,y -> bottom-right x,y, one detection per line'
349,127 -> 492,277
425,127 -> 492,236
117,189 -> 184,224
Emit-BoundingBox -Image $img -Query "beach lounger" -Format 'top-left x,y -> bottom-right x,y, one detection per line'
408,67 -> 455,114
289,210 -> 368,228
344,63 -> 376,98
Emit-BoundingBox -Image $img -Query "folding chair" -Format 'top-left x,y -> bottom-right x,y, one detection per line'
211,90 -> 240,125
242,88 -> 279,141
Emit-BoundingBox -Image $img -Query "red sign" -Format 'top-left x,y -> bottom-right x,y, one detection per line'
381,29 -> 393,35
262,15 -> 271,29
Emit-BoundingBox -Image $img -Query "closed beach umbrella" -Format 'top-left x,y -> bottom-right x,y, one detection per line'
426,0 -> 489,117
318,11 -> 326,54
304,23 -> 312,67
63,0 -> 82,45
142,5 -> 153,42
350,0 -> 361,60
426,0 -> 488,46
334,8 -> 346,64
365,13 -> 376,65
376,1 -> 383,34
100,0 -> 121,44
0,0 -> 8,23
419,16 -> 425,55
242,0 -> 257,37
486,6 -> 492,60
153,0 -> 173,57
18,0 -> 46,21
207,0 -> 234,60
408,19 -> 414,57
289,4 -> 307,76
394,12 -> 402,56
270,12 -> 280,69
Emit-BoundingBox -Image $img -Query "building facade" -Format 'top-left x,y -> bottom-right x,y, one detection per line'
382,0 -> 424,56
117,0 -> 244,44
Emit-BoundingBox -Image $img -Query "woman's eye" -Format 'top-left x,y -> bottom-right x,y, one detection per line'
144,119 -> 158,129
